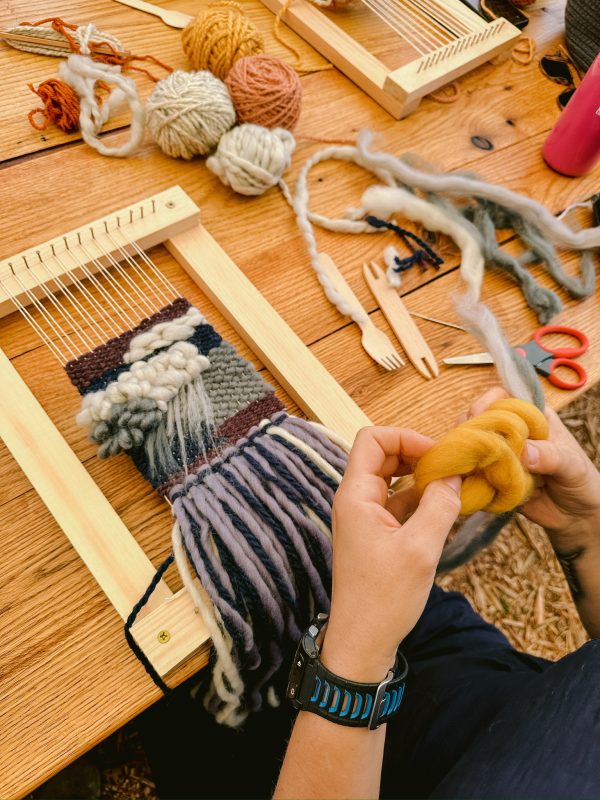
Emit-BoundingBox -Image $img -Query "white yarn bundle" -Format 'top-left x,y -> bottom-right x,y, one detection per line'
207,123 -> 296,195
124,306 -> 205,363
145,70 -> 236,159
77,341 -> 210,425
58,23 -> 145,158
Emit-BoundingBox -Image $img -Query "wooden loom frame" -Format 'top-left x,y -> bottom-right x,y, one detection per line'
0,186 -> 371,680
259,0 -> 521,118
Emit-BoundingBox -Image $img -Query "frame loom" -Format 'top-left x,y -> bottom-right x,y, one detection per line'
0,186 -> 370,681
260,0 -> 521,117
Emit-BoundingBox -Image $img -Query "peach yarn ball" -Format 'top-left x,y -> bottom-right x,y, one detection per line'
181,3 -> 264,81
225,54 -> 302,130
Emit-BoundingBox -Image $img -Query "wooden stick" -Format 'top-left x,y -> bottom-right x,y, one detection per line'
0,347 -> 172,620
0,29 -> 129,56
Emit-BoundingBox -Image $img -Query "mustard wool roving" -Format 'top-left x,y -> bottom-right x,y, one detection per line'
414,399 -> 549,515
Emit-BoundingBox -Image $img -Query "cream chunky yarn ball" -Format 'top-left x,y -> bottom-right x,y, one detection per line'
206,123 -> 296,196
145,70 -> 236,159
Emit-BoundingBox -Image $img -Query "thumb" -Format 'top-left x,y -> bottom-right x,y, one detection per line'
524,440 -> 563,478
407,476 -> 462,550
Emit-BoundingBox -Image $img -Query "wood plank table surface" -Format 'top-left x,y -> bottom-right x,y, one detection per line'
1,1 -> 599,797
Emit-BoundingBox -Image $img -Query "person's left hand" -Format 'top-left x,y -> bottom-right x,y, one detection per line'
321,426 -> 462,683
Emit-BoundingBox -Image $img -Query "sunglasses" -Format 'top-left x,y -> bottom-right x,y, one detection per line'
539,47 -> 581,110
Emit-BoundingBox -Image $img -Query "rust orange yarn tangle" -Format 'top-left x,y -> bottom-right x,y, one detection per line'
28,78 -> 80,132
414,399 -> 549,515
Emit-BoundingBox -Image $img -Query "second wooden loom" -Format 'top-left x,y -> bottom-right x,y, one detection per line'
0,186 -> 370,681
260,0 -> 521,117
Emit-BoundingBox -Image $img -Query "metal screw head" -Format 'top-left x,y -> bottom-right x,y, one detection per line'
157,630 -> 171,644
166,201 -> 176,209
290,688 -> 295,696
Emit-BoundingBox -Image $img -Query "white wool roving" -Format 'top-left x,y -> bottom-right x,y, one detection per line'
145,70 -> 236,159
207,124 -> 295,196
358,185 -> 534,403
58,23 -> 144,158
290,142 -> 539,404
355,130 -> 600,251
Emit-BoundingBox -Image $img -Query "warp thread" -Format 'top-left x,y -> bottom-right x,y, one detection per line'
181,2 -> 264,80
225,54 -> 302,130
207,124 -> 296,195
69,297 -> 348,725
145,70 -> 236,159
415,398 -> 549,515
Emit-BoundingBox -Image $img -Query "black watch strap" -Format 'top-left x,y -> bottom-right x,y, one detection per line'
295,652 -> 408,729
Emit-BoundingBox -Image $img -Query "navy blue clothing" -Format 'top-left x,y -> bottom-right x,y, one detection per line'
139,584 -> 600,799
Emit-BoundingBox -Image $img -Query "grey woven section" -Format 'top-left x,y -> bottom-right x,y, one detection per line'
204,340 -> 272,427
565,0 -> 600,72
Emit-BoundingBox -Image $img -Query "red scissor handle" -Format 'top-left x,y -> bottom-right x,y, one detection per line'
548,358 -> 588,390
534,325 -> 589,358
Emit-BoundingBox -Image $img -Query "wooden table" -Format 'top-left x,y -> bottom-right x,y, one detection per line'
1,1 -> 599,797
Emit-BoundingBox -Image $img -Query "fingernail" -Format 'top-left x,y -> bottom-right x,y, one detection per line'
443,476 -> 462,495
526,442 -> 539,467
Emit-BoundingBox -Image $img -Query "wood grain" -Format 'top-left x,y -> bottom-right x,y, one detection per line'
1,0 -> 600,797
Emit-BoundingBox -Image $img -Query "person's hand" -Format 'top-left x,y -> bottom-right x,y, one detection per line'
469,388 -> 600,547
320,426 -> 461,684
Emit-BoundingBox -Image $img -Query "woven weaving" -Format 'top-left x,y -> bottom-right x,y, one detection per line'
67,297 -> 347,724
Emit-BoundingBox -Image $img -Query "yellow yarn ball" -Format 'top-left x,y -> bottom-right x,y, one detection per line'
181,2 -> 265,81
414,398 -> 549,515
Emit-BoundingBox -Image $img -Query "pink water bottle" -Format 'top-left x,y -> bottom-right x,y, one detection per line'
543,51 -> 600,176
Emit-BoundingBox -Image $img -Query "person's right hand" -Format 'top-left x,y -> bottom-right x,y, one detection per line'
470,388 -> 600,546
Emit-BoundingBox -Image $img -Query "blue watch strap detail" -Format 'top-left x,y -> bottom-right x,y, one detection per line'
350,693 -> 363,720
288,615 -> 408,729
300,657 -> 407,728
310,676 -> 321,703
361,693 -> 373,721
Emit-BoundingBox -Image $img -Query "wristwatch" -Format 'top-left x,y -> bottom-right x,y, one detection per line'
286,613 -> 408,729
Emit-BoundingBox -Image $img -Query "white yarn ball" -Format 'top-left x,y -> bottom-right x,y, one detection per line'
206,123 -> 296,196
145,70 -> 236,159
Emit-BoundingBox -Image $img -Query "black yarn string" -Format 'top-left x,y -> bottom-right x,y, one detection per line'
124,553 -> 175,694
365,214 -> 444,273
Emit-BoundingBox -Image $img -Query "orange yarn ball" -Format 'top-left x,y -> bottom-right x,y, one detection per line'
28,78 -> 80,133
225,54 -> 302,130
181,2 -> 264,81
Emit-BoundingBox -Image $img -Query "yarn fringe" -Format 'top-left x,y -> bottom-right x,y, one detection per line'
169,413 -> 345,723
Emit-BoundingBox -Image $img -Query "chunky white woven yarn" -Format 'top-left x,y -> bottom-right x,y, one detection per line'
58,23 -> 145,158
206,123 -> 296,196
124,307 -> 205,363
145,70 -> 236,159
77,341 -> 210,425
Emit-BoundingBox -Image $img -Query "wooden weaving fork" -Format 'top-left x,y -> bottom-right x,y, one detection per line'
318,254 -> 404,371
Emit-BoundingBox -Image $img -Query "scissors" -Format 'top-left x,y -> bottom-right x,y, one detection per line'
443,325 -> 589,389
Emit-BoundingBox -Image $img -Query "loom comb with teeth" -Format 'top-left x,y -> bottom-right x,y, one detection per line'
259,0 -> 521,117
